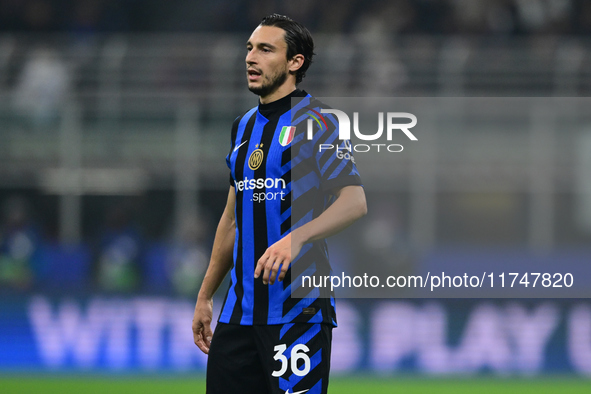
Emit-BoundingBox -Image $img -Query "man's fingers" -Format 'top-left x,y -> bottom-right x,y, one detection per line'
262,258 -> 272,284
269,260 -> 279,284
261,250 -> 276,284
255,252 -> 269,278
261,256 -> 290,284
258,242 -> 291,285
262,255 -> 278,285
193,322 -> 212,354
203,324 -> 213,349
196,337 -> 209,354
256,235 -> 293,283
277,261 -> 289,282
193,325 -> 207,353
267,258 -> 285,285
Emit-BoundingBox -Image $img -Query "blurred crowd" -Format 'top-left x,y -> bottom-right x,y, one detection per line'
0,194 -> 211,297
1,0 -> 590,36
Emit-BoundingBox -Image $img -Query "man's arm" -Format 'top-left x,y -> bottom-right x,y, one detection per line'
255,185 -> 366,285
192,186 -> 236,354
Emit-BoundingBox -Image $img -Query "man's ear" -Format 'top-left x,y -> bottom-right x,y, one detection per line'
288,54 -> 305,73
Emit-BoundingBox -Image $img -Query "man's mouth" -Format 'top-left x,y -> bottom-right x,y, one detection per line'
247,69 -> 262,82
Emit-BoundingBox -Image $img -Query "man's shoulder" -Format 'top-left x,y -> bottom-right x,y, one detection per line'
291,95 -> 338,136
229,106 -> 259,140
292,93 -> 334,114
233,106 -> 259,124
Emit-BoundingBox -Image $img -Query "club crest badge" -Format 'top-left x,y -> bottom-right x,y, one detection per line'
248,144 -> 264,170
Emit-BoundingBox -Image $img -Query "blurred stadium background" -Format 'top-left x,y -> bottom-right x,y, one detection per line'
1,0 -> 591,392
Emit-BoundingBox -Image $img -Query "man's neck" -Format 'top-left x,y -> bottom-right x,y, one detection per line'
259,82 -> 297,105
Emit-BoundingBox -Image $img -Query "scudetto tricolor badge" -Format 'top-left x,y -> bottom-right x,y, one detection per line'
278,126 -> 295,146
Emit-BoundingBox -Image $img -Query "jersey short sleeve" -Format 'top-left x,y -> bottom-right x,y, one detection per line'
291,98 -> 362,194
227,116 -> 241,187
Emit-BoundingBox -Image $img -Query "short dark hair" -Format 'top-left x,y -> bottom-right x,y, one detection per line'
260,14 -> 314,84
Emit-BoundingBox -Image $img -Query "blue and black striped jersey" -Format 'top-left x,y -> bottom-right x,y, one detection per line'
219,89 -> 362,326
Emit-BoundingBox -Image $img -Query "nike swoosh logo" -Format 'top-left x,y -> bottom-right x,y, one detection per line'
233,140 -> 248,152
286,390 -> 309,394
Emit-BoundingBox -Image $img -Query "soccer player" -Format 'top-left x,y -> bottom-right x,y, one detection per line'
192,14 -> 366,394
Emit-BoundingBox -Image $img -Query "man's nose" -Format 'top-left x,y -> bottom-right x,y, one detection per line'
246,50 -> 257,64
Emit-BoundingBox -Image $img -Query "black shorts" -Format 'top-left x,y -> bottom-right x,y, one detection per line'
206,322 -> 332,394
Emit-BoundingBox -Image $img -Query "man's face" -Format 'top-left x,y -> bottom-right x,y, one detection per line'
245,25 -> 290,98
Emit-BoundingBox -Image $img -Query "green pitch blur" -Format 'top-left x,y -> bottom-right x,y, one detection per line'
1,376 -> 590,393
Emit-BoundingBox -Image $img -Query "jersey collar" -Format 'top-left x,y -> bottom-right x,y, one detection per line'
258,89 -> 308,117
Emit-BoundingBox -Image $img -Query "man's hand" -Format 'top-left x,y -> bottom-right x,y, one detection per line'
254,233 -> 303,285
192,298 -> 213,354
